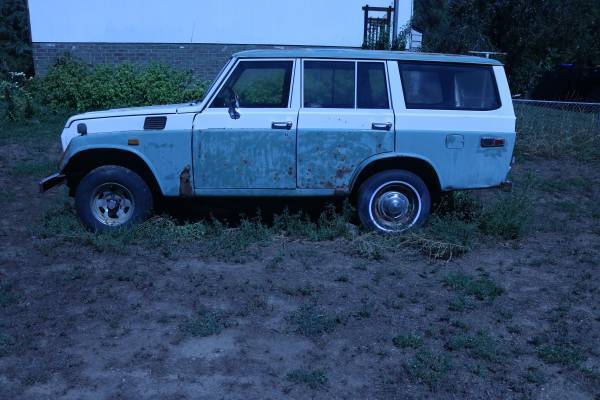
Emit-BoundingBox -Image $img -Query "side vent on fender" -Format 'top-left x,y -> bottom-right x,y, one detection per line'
143,116 -> 167,130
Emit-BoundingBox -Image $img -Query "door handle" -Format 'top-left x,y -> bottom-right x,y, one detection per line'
372,122 -> 393,131
271,121 -> 293,130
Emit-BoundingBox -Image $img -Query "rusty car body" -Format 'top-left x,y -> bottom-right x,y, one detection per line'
40,48 -> 516,232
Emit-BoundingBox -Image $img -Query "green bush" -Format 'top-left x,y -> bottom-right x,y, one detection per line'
1,73 -> 35,121
37,57 -> 208,113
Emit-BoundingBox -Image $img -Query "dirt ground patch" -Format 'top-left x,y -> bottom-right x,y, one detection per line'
0,117 -> 599,399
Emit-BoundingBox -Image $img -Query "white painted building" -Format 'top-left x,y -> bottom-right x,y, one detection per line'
28,0 -> 416,80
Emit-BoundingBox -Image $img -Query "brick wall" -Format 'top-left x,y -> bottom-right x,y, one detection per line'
32,42 -> 298,82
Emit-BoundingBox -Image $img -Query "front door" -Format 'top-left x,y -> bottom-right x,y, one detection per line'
193,59 -> 298,189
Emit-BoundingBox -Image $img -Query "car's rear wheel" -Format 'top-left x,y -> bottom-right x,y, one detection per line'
75,165 -> 153,232
357,169 -> 431,233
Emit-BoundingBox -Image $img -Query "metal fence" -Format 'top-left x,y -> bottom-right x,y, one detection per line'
513,99 -> 600,115
512,99 -> 600,159
513,99 -> 600,130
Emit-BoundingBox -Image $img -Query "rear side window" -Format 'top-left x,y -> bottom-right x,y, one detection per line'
211,60 -> 293,108
304,61 -> 355,108
398,62 -> 500,110
357,62 -> 389,109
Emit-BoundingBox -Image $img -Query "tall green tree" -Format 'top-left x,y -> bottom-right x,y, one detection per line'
413,0 -> 600,94
0,0 -> 33,76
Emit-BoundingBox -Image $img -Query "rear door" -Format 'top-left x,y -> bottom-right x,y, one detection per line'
296,59 -> 395,190
193,59 -> 298,189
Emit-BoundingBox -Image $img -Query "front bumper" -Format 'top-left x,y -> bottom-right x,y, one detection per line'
38,173 -> 66,193
499,180 -> 513,192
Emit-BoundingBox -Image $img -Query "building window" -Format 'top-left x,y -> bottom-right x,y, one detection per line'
357,62 -> 389,109
304,61 -> 355,108
211,60 -> 293,108
398,62 -> 501,110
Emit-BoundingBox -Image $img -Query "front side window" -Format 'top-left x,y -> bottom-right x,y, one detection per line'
211,60 -> 293,108
398,62 -> 500,110
304,61 -> 355,108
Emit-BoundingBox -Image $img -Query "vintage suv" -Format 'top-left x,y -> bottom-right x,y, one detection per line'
39,48 -> 515,233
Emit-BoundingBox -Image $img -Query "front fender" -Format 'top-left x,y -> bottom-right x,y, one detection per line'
60,130 -> 193,196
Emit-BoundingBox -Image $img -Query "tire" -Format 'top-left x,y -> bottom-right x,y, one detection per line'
356,169 -> 431,233
75,165 -> 153,232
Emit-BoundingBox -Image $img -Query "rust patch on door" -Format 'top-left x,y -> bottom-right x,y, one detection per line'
179,165 -> 193,197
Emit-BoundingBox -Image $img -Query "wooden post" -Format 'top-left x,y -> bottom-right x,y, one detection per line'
386,7 -> 393,47
363,5 -> 369,47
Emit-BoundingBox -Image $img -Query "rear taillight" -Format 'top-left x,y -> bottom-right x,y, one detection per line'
480,137 -> 506,148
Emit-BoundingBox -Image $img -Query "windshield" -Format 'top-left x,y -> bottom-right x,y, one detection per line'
194,58 -> 233,103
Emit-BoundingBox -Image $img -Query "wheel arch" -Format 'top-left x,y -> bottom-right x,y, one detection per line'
349,154 -> 442,201
61,147 -> 163,197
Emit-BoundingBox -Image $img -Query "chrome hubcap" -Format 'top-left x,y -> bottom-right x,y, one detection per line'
90,183 -> 134,226
369,181 -> 421,232
377,191 -> 410,220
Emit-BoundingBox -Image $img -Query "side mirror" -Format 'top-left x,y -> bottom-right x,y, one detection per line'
227,90 -> 240,120
77,123 -> 87,135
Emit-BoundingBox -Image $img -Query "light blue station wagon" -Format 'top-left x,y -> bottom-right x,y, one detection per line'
40,48 -> 516,232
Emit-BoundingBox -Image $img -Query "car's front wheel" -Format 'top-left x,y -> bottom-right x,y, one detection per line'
75,165 -> 153,232
357,170 -> 431,233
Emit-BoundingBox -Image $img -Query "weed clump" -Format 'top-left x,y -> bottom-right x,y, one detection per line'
443,272 -> 504,301
405,350 -> 452,390
393,333 -> 423,349
273,203 -> 354,241
289,305 -> 338,336
286,368 -> 328,389
479,192 -> 531,239
0,282 -> 18,308
180,306 -> 223,337
446,331 -> 503,362
0,333 -> 16,357
537,344 -> 584,366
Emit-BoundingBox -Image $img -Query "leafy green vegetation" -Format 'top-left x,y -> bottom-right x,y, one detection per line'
0,333 -> 16,357
392,333 -> 423,349
479,191 -> 531,240
0,282 -> 18,308
537,344 -> 584,366
443,272 -> 504,301
38,57 -> 207,112
289,305 -> 338,336
414,0 -> 600,95
405,350 -> 452,390
286,368 -> 328,389
446,331 -> 503,362
1,57 -> 208,122
180,306 -> 223,337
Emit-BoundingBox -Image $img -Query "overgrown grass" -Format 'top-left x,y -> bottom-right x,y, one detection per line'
479,191 -> 531,240
273,203 -> 354,241
286,368 -> 328,389
0,333 -> 16,357
10,159 -> 56,177
404,350 -> 452,390
180,306 -> 223,337
289,305 -> 338,336
0,282 -> 18,308
443,272 -> 504,301
393,333 -> 423,349
446,331 -> 504,362
514,104 -> 600,161
33,187 -> 533,262
537,344 -> 584,366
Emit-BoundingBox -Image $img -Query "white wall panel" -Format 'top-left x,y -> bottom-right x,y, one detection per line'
29,0 -> 412,47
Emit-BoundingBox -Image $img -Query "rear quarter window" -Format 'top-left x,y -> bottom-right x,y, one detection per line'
398,62 -> 501,111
